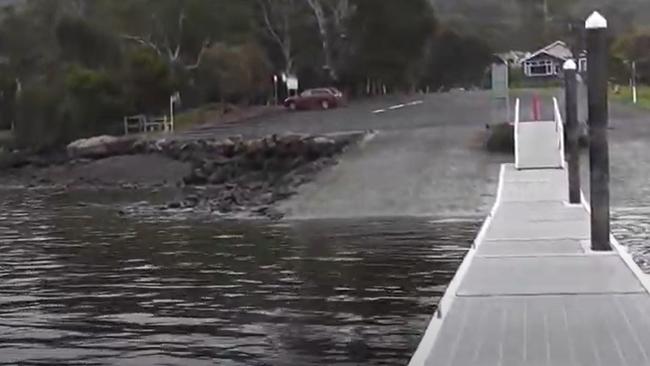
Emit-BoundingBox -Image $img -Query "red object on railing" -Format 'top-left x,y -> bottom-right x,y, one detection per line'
532,94 -> 542,121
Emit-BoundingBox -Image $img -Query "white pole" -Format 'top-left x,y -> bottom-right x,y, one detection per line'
274,79 -> 278,105
169,95 -> 174,132
632,61 -> 638,104
273,75 -> 279,105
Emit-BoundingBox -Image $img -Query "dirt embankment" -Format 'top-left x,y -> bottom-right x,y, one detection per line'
0,132 -> 368,218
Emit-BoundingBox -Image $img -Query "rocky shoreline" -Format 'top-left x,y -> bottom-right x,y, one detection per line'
0,132 -> 370,219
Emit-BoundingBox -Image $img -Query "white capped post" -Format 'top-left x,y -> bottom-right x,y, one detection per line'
585,10 -> 611,251
564,59 -> 581,204
585,11 -> 608,29
563,59 -> 577,71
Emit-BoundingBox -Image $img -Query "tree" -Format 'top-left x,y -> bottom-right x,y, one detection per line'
63,66 -> 125,136
123,48 -> 174,114
0,71 -> 17,130
612,28 -> 650,83
97,0 -> 255,72
422,28 -> 493,90
348,0 -> 436,91
256,0 -> 301,74
55,16 -> 122,69
198,43 -> 272,104
301,0 -> 355,83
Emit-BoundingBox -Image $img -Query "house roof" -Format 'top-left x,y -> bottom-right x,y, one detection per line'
521,41 -> 573,63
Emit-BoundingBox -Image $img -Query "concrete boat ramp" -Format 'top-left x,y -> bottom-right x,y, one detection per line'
410,98 -> 650,365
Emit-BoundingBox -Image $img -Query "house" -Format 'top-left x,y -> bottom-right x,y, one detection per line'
521,41 -> 587,78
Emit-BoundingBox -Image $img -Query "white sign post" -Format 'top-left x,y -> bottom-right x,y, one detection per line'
169,92 -> 181,132
632,61 -> 638,104
273,75 -> 279,105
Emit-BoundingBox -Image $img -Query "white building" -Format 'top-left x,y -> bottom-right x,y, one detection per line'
521,41 -> 587,78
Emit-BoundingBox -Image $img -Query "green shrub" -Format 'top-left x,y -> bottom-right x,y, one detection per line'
64,66 -> 125,135
56,16 -> 122,69
14,85 -> 67,150
198,43 -> 271,104
124,49 -> 174,114
14,67 -> 127,150
0,74 -> 17,130
0,130 -> 13,149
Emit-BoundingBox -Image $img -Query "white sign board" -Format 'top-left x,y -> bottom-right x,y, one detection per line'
286,75 -> 299,91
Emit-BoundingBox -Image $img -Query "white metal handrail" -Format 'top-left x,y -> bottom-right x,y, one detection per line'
514,98 -> 521,169
123,114 -> 174,135
553,97 -> 566,168
124,114 -> 146,135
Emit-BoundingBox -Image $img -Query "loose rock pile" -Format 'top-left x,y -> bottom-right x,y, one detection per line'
134,134 -> 360,217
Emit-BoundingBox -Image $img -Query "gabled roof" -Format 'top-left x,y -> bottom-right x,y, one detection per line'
521,41 -> 573,63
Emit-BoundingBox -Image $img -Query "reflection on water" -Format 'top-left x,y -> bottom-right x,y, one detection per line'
0,190 -> 476,365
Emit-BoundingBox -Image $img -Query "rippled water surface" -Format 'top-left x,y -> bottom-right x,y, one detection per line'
0,190 -> 477,365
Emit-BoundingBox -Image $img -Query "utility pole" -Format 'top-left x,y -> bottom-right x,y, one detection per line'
586,11 -> 611,251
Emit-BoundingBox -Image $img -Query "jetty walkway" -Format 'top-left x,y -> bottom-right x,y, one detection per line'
410,97 -> 650,366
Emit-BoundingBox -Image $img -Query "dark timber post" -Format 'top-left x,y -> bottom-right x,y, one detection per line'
586,11 -> 611,251
564,60 -> 581,204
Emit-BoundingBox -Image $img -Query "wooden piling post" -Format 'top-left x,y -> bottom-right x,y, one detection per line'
586,11 -> 611,251
564,60 -> 581,204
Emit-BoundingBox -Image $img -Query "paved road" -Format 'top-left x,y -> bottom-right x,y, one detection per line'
180,92 -> 500,139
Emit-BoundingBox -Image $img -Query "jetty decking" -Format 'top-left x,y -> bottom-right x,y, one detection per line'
410,98 -> 650,366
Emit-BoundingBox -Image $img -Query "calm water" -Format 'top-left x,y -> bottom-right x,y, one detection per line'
0,190 -> 477,365
4,136 -> 650,365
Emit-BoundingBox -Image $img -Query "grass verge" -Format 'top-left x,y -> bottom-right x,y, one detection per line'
611,85 -> 650,109
174,103 -> 233,131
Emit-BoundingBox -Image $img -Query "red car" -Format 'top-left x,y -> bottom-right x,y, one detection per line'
284,88 -> 345,110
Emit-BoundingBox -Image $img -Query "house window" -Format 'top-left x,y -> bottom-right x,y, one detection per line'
525,60 -> 557,76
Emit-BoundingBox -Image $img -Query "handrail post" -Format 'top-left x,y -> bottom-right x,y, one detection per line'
586,11 -> 611,251
514,98 -> 520,169
564,60 -> 581,204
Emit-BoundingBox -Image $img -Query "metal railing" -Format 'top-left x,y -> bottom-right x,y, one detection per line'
552,97 -> 566,168
123,115 -> 174,136
514,98 -> 521,169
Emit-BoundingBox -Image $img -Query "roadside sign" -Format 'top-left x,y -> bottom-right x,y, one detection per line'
286,75 -> 299,91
